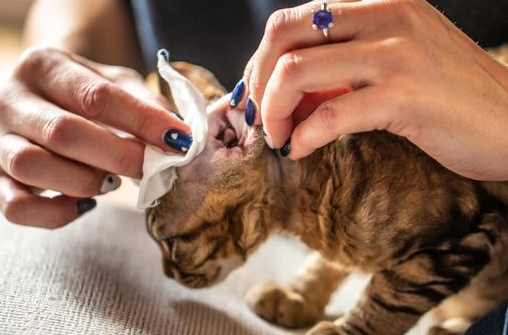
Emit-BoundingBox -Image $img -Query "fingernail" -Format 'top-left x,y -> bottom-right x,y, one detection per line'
263,129 -> 274,149
280,138 -> 291,157
164,129 -> 193,153
76,198 -> 97,215
245,97 -> 256,126
169,110 -> 184,121
157,49 -> 171,62
229,79 -> 245,108
100,174 -> 122,193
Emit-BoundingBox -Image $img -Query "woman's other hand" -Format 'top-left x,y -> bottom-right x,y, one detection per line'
239,0 -> 508,180
0,47 -> 189,228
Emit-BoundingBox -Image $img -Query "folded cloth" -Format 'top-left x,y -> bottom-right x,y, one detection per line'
137,51 -> 208,209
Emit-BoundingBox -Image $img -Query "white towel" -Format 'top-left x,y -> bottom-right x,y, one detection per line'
137,53 -> 209,209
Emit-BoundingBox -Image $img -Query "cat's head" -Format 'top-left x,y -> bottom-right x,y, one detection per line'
147,105 -> 277,288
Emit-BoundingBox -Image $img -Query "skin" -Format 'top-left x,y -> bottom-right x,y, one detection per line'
232,0 -> 508,181
0,0 -> 188,228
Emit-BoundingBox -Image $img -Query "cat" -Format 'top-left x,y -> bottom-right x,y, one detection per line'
146,57 -> 508,335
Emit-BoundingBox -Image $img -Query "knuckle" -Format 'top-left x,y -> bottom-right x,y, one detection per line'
15,46 -> 57,80
77,81 -> 111,117
278,52 -> 303,82
265,9 -> 293,40
117,67 -> 143,81
42,114 -> 76,150
375,37 -> 414,70
391,0 -> 422,27
106,66 -> 143,82
6,145 -> 38,182
317,102 -> 340,129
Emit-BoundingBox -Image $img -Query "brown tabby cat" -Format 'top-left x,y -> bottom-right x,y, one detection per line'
146,55 -> 508,335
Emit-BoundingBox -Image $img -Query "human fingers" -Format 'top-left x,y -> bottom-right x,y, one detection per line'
262,41 -> 376,148
0,134 -> 121,198
0,175 -> 96,229
286,86 -> 394,159
14,47 -> 190,152
70,53 -> 173,110
1,93 -> 145,178
247,0 -> 367,125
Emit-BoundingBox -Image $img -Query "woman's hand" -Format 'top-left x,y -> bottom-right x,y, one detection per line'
0,47 -> 190,228
237,0 -> 508,180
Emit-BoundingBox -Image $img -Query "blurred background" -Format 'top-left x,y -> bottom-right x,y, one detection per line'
0,0 -> 32,80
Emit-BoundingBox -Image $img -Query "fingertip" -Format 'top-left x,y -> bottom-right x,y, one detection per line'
280,138 -> 291,157
208,93 -> 232,115
76,198 -> 97,216
264,121 -> 294,149
285,126 -> 315,160
170,117 -> 191,134
245,97 -> 257,126
229,79 -> 246,108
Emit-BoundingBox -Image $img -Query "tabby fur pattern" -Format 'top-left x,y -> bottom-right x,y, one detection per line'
146,53 -> 508,335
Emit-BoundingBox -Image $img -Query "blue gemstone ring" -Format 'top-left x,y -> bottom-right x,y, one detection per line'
312,3 -> 334,43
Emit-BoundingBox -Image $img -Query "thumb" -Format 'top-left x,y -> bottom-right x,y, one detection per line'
287,87 -> 394,160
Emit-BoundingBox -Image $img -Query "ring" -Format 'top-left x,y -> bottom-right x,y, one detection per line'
312,3 -> 334,43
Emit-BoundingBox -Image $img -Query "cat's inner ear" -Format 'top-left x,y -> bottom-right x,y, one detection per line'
208,108 -> 248,151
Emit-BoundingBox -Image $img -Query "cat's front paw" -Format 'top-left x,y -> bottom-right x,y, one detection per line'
427,317 -> 471,335
305,321 -> 342,335
246,281 -> 319,328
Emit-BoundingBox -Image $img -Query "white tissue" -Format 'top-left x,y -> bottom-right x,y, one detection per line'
137,54 -> 208,209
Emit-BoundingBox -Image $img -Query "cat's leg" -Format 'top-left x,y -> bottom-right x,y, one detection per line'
247,252 -> 349,328
306,210 -> 504,335
307,248 -> 494,334
429,217 -> 508,335
427,317 -> 471,335
306,269 -> 462,335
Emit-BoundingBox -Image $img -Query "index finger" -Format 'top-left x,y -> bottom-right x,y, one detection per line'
18,48 -> 189,152
246,1 -> 363,122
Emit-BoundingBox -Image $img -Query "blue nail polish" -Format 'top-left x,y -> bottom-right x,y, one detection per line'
164,129 -> 193,153
157,49 -> 171,62
169,110 -> 184,121
280,138 -> 291,157
76,198 -> 97,215
245,97 -> 256,126
229,79 -> 245,108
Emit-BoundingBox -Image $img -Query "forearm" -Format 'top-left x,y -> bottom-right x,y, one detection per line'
23,0 -> 145,72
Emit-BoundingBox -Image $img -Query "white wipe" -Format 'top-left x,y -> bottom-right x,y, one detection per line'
137,54 -> 208,209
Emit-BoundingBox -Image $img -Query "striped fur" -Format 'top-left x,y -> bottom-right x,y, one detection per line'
146,56 -> 508,335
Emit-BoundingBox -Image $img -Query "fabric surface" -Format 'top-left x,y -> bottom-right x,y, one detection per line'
0,201 -> 433,335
